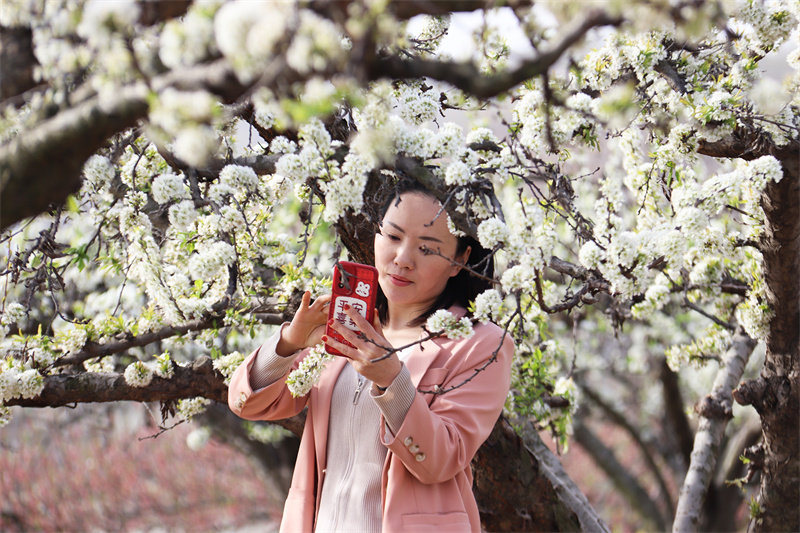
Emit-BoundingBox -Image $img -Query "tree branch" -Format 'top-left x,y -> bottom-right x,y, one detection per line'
52,301 -> 289,369
0,59 -> 249,230
4,356 -> 227,407
512,415 -> 612,533
673,327 -> 757,533
370,10 -> 622,98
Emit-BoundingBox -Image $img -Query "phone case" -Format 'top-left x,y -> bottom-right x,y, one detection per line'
326,261 -> 378,356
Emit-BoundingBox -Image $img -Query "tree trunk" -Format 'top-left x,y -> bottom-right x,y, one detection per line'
734,146 -> 800,532
472,418 -> 582,532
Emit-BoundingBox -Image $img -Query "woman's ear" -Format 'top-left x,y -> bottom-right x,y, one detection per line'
451,245 -> 471,277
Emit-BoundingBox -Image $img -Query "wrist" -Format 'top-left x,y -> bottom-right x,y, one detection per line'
373,360 -> 402,391
276,326 -> 302,357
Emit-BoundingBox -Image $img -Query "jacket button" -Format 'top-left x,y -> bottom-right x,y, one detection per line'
239,392 -> 247,401
409,443 -> 420,453
404,436 -> 414,447
235,400 -> 244,410
415,453 -> 426,462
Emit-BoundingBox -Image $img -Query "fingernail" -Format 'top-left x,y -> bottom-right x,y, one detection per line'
322,335 -> 328,343
343,304 -> 350,311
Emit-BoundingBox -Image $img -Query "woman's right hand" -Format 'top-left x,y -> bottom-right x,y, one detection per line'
276,291 -> 331,356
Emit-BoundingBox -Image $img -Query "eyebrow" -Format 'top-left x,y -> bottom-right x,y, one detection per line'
384,221 -> 445,244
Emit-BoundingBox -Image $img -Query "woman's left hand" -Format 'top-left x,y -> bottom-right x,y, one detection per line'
323,306 -> 402,389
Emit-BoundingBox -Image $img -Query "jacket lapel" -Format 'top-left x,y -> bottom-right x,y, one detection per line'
405,305 -> 466,386
404,336 -> 442,387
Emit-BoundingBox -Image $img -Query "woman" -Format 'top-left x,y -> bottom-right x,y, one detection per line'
228,181 -> 515,533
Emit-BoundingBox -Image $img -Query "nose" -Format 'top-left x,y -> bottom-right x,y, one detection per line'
393,241 -> 414,270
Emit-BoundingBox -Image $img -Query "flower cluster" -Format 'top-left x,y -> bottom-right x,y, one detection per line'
286,345 -> 334,397
665,325 -> 734,371
54,326 -> 88,355
0,362 -> 45,403
473,289 -> 504,324
152,174 -> 191,205
425,310 -> 475,340
213,351 -> 246,385
123,361 -> 154,387
177,397 -> 212,420
477,217 -> 510,250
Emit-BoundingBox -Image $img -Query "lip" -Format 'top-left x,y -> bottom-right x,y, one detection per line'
388,274 -> 412,286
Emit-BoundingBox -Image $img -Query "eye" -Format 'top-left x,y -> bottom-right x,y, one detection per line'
386,233 -> 401,241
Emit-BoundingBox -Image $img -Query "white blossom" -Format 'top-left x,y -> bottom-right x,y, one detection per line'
213,351 -> 246,385
82,155 -> 115,190
473,289 -> 503,323
159,8 -> 217,68
173,125 -> 219,168
286,11 -> 345,74
177,397 -> 211,420
220,164 -> 259,192
286,345 -> 334,397
77,0 -> 139,45
152,174 -> 190,204
466,127 -> 499,146
444,160 -> 472,186
425,309 -> 475,340
270,136 -> 298,155
124,361 -> 153,387
154,352 -> 175,379
169,200 -> 199,231
477,217 -> 510,250
55,326 -> 88,355
1,302 -> 26,326
578,241 -> 604,269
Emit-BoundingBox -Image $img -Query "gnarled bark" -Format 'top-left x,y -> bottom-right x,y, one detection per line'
736,146 -> 800,533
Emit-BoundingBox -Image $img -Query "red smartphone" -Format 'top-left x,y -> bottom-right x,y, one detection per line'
326,261 -> 379,356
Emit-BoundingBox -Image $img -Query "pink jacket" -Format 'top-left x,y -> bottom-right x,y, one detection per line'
228,308 -> 514,533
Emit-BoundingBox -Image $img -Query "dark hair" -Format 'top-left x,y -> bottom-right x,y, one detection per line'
375,180 -> 494,327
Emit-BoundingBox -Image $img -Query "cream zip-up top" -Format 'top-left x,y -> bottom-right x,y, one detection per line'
249,327 -> 416,532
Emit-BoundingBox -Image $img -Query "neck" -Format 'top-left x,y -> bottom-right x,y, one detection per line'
385,300 -> 428,331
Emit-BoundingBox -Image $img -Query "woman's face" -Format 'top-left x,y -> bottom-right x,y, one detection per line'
374,192 -> 469,317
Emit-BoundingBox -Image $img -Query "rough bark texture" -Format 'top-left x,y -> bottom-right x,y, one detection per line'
699,136 -> 800,533
672,328 -> 757,533
472,418 -> 581,532
743,146 -> 800,533
514,417 -> 611,533
704,416 -> 762,532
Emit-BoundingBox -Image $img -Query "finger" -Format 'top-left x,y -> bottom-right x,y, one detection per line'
299,291 -> 312,311
327,318 -> 361,346
344,305 -> 374,332
321,334 -> 354,360
311,293 -> 332,311
371,313 -> 383,336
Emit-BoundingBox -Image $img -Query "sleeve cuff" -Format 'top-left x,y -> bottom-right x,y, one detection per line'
249,323 -> 301,390
371,363 -> 415,436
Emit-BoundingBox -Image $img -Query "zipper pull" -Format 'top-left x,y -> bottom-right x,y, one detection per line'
353,377 -> 364,404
